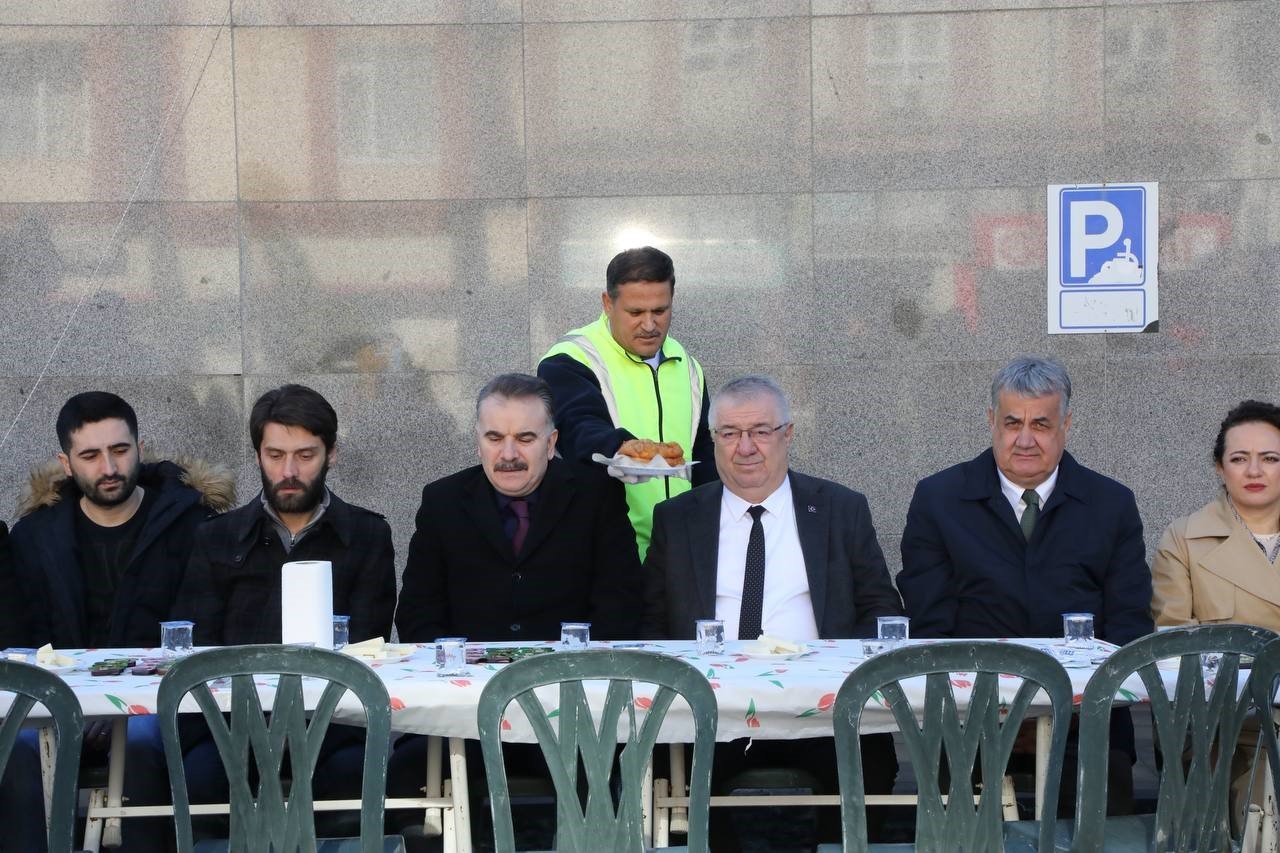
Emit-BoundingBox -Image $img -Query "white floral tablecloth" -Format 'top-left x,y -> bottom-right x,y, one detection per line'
3,638 -> 1149,744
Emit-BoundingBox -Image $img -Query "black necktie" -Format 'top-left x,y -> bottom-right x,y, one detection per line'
1020,489 -> 1040,540
738,505 -> 766,640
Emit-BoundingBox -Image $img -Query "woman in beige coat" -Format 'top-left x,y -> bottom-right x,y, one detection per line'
1151,399 -> 1280,831
1153,399 -> 1280,630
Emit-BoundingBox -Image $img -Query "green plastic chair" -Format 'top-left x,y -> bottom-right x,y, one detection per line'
476,649 -> 717,853
822,642 -> 1073,853
1071,624 -> 1279,852
0,659 -> 84,853
1248,635 -> 1280,831
156,645 -> 406,853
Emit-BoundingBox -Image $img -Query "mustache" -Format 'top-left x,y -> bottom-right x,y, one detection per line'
272,477 -> 306,490
96,475 -> 124,487
493,460 -> 528,472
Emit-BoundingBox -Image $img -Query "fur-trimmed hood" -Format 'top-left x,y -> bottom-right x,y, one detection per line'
17,454 -> 236,518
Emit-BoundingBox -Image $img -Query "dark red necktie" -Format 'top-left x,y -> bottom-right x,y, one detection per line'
510,498 -> 530,554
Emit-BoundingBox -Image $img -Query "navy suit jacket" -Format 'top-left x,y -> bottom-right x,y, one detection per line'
898,448 -> 1152,645
642,470 -> 903,640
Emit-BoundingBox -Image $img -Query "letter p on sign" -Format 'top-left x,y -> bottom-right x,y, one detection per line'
1068,201 -> 1123,279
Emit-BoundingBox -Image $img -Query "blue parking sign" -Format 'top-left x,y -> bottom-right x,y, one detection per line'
1047,182 -> 1159,334
1058,186 -> 1146,286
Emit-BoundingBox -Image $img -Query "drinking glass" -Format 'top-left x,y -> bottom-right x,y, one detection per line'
862,639 -> 889,657
332,615 -> 350,650
877,616 -> 910,646
435,637 -> 467,677
160,621 -> 194,657
561,622 -> 591,651
695,619 -> 725,655
1062,613 -> 1094,648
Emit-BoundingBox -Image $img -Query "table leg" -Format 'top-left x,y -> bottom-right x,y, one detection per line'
1035,716 -> 1051,820
669,742 -> 688,835
448,737 -> 472,853
102,718 -> 128,847
653,777 -> 670,848
423,735 -> 443,837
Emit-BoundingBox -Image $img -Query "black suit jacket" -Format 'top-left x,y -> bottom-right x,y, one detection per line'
898,448 -> 1152,645
395,458 -> 642,643
641,470 -> 903,640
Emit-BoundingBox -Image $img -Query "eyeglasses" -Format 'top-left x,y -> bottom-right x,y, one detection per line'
713,424 -> 790,444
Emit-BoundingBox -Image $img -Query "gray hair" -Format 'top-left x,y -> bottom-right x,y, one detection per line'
475,373 -> 555,424
711,374 -> 792,427
990,356 -> 1072,418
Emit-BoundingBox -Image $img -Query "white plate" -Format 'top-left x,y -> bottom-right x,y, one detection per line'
345,645 -> 416,664
590,453 -> 697,478
740,646 -> 813,661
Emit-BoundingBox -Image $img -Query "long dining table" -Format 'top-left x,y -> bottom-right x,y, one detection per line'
7,637 -> 1152,853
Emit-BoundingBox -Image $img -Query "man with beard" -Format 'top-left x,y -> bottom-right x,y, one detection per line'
175,384 -> 395,837
5,391 -> 234,853
177,383 -> 395,646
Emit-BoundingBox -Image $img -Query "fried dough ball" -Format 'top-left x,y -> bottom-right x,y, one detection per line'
657,442 -> 685,466
618,438 -> 659,461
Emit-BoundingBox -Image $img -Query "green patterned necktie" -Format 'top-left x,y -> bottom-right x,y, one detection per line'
1021,489 -> 1040,540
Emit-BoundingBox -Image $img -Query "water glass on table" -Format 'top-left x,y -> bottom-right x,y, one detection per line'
695,619 -> 725,655
560,622 -> 591,651
1062,612 -> 1094,648
332,614 -> 350,650
160,620 -> 194,657
435,637 -> 468,677
877,615 -> 910,648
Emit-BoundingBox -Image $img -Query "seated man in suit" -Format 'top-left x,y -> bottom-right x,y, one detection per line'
643,374 -> 903,849
389,373 -> 642,838
897,354 -> 1153,814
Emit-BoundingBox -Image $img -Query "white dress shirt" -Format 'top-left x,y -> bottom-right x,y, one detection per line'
996,466 -> 1058,523
715,476 -> 819,641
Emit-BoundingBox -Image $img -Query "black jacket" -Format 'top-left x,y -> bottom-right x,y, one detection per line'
0,522 -> 23,649
9,459 -> 235,648
177,491 -> 395,646
395,458 -> 642,642
642,470 -> 903,640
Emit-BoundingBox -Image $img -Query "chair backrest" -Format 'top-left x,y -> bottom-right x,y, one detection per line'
1249,635 -> 1280,830
156,645 -> 393,853
476,649 -> 717,853
0,660 -> 84,853
831,642 -> 1073,853
1072,624 -> 1279,852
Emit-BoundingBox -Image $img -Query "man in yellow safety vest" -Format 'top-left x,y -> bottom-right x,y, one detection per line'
539,246 -> 716,559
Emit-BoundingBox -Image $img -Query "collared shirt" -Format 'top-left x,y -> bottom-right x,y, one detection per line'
260,487 -> 331,554
997,465 -> 1059,524
714,476 -> 818,641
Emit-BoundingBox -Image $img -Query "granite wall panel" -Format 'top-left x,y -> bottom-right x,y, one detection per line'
0,2 -> 1275,592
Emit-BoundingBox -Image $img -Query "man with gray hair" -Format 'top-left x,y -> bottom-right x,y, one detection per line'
898,355 -> 1151,643
643,374 -> 902,848
898,355 -> 1151,814
396,372 -> 642,643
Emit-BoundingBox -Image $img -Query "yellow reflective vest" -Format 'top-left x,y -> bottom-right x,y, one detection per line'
543,314 -> 705,559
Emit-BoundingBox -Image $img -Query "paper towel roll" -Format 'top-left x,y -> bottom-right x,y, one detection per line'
281,560 -> 334,649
